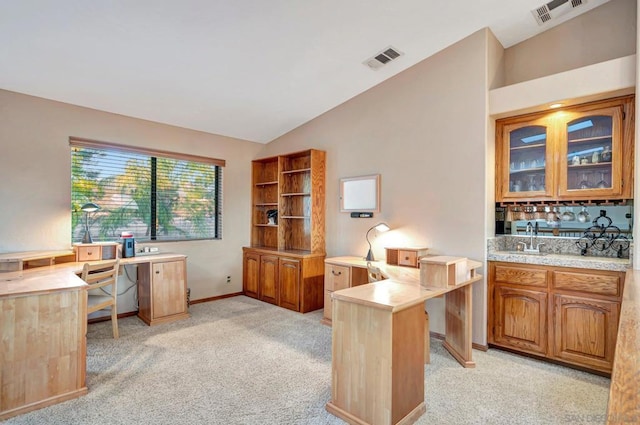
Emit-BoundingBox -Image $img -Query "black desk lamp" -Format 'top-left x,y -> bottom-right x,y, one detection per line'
81,202 -> 100,244
365,222 -> 390,261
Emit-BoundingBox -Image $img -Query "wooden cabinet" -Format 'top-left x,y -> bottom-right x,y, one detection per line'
243,251 -> 260,298
322,260 -> 368,325
243,248 -> 325,313
490,263 -> 549,355
327,298 -> 425,424
1,282 -> 88,420
259,255 -> 279,305
74,242 -> 118,262
552,294 -> 619,371
496,96 -> 634,202
489,261 -> 624,373
244,149 -> 326,313
385,247 -> 429,268
551,268 -> 623,372
138,258 -> 190,326
493,286 -> 548,355
279,257 -> 300,311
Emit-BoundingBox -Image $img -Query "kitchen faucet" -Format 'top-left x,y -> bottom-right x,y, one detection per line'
518,221 -> 545,253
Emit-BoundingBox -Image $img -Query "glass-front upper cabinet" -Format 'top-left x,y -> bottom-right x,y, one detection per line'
496,96 -> 634,203
498,117 -> 555,200
557,106 -> 624,198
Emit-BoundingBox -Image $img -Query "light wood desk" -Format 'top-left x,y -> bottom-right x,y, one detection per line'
324,256 -> 482,425
0,251 -> 189,420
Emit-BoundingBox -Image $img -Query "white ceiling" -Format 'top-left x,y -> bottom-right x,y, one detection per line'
0,0 -> 610,143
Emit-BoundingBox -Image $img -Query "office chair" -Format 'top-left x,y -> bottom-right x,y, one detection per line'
82,259 -> 120,339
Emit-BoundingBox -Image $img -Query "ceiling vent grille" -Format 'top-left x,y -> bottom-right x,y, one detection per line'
363,46 -> 404,70
531,0 -> 586,26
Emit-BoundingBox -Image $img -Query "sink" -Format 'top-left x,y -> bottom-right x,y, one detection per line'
506,251 -> 547,256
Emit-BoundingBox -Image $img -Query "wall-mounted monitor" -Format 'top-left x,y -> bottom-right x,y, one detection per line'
340,174 -> 380,213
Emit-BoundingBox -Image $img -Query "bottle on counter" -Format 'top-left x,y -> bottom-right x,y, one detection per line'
601,146 -> 612,162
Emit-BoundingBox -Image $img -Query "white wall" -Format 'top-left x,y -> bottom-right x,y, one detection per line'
259,29 -> 493,344
0,89 -> 263,305
504,0 -> 636,85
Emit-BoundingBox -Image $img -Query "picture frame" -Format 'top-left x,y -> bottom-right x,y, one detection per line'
339,174 -> 380,212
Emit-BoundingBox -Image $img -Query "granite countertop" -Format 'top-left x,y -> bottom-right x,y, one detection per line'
487,250 -> 630,271
487,236 -> 631,271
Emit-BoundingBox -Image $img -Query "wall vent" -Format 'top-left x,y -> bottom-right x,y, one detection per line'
363,46 -> 404,70
531,0 -> 586,26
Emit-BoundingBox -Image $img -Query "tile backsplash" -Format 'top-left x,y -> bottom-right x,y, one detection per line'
489,235 -> 632,259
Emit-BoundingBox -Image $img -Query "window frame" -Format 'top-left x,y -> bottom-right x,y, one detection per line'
70,137 -> 225,243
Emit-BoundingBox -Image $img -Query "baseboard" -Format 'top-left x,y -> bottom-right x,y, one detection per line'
190,292 -> 243,305
488,343 -> 610,377
88,311 -> 137,324
87,293 -> 244,324
430,331 -> 489,352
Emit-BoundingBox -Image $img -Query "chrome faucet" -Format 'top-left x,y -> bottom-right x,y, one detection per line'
518,221 -> 545,253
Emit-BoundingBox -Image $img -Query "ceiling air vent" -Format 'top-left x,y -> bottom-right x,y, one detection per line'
363,46 -> 404,70
531,0 -> 586,26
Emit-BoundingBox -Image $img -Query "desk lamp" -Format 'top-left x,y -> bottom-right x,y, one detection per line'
81,202 -> 100,244
365,222 -> 390,261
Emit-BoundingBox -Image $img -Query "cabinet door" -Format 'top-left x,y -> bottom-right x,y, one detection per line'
279,257 -> 300,311
259,255 -> 279,305
243,251 -> 260,299
557,105 -> 624,199
152,260 -> 187,319
493,286 -> 548,355
497,116 -> 554,201
552,294 -> 619,372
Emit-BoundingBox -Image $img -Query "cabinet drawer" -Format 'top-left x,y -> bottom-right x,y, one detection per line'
552,271 -> 621,297
397,250 -> 418,267
325,264 -> 350,291
77,246 -> 102,262
0,259 -> 21,272
494,265 -> 547,288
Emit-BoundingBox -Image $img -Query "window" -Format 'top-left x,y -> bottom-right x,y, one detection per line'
71,138 -> 224,242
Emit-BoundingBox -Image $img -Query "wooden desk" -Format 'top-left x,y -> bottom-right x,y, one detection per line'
0,251 -> 189,420
0,269 -> 88,421
324,256 -> 482,425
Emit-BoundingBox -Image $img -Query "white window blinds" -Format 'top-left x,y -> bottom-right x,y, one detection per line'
70,138 -> 223,242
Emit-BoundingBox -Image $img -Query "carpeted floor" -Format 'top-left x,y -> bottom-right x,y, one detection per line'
5,296 -> 611,424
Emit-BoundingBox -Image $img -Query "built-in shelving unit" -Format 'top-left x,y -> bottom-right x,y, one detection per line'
244,149 -> 326,313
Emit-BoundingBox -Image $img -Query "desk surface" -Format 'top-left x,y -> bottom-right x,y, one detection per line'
327,256 -> 482,312
0,253 -> 186,298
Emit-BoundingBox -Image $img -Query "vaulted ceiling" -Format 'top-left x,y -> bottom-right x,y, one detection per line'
0,0 -> 610,143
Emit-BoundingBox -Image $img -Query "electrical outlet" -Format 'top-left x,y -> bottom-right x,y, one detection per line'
226,276 -> 231,283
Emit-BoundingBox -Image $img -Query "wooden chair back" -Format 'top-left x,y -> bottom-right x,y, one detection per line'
366,262 -> 384,283
81,259 -> 120,338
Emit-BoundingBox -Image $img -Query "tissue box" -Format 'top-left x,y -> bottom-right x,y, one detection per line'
420,256 -> 470,288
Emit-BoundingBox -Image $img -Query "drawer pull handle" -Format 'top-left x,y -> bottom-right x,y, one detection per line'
156,271 -> 160,274
87,252 -> 92,255
405,256 -> 410,260
332,270 -> 341,276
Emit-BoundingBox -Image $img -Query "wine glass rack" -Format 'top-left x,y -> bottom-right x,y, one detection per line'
575,210 -> 630,258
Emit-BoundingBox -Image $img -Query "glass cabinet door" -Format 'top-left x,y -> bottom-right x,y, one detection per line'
557,106 -> 623,198
500,118 -> 554,200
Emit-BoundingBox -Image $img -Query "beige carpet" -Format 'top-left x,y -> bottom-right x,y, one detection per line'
5,296 -> 610,424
